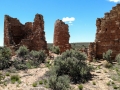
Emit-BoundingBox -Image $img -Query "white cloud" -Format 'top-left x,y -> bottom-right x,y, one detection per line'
108,0 -> 120,2
62,17 -> 75,24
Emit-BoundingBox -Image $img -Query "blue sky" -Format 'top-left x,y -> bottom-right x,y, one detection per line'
0,0 -> 119,46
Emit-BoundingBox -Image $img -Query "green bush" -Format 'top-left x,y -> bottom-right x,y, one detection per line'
113,85 -> 118,89
92,81 -> 96,85
48,75 -> 70,90
50,46 -> 60,54
60,49 -> 87,62
13,59 -> 27,70
43,79 -> 48,85
6,72 -> 10,76
78,84 -> 83,90
16,45 -> 29,57
32,82 -> 37,87
30,50 -> 47,64
48,49 -> 91,83
14,49 -> 46,70
103,49 -> 112,63
11,75 -> 20,84
39,80 -> 43,85
115,54 -> 120,65
0,46 -> 11,69
25,60 -> 33,69
106,81 -> 111,86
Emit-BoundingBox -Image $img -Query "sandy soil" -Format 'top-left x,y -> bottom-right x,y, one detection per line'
0,67 -> 49,90
0,53 -> 120,90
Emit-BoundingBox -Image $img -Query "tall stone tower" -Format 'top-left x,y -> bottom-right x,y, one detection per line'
53,19 -> 71,53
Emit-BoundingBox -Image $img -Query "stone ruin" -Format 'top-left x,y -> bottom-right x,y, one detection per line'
88,43 -> 96,61
4,14 -> 48,54
53,19 -> 71,53
88,4 -> 120,61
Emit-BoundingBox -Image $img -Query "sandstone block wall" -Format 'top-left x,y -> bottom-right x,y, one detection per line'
4,14 -> 48,54
53,19 -> 71,53
88,42 -> 96,61
88,4 -> 120,60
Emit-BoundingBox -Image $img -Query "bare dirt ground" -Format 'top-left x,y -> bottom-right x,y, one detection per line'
0,53 -> 120,90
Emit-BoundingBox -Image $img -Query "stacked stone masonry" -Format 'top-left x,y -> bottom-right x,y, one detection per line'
53,19 -> 71,53
88,43 -> 96,61
88,4 -> 120,60
4,14 -> 48,54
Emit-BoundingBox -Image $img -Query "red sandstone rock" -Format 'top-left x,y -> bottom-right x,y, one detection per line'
88,4 -> 120,60
53,19 -> 71,53
4,14 -> 48,55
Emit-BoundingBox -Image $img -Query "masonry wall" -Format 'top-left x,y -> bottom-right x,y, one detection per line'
53,19 -> 71,53
89,4 -> 120,60
4,14 -> 48,54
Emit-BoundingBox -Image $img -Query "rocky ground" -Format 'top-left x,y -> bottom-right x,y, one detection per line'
0,53 -> 120,90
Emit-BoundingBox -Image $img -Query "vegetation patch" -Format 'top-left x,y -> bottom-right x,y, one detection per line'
13,46 -> 47,70
48,75 -> 70,90
103,49 -> 113,63
78,84 -> 83,90
10,75 -> 21,84
0,46 -> 12,70
46,49 -> 92,90
49,46 -> 60,54
32,82 -> 37,87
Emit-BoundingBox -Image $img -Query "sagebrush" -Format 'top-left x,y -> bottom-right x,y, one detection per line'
47,49 -> 91,83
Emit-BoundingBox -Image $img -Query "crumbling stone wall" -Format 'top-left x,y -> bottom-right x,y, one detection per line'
53,19 -> 71,53
88,43 -> 96,61
88,4 -> 120,61
4,14 -> 48,54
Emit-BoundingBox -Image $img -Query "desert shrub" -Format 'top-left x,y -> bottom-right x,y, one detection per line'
45,60 -> 51,68
0,46 -> 11,69
103,49 -> 112,63
113,85 -> 118,89
50,46 -> 60,54
32,82 -> 37,87
43,79 -> 48,85
54,57 -> 90,83
29,50 -> 47,65
14,45 -> 29,70
13,59 -> 27,70
0,73 -> 5,84
48,75 -> 70,90
115,54 -> 120,65
14,49 -> 46,70
0,46 -> 11,59
10,75 -> 21,84
48,49 -> 91,83
16,45 -> 29,58
60,49 -> 87,62
103,61 -> 112,68
107,81 -> 111,86
107,63 -> 112,68
6,72 -> 10,76
92,81 -> 96,85
14,63 -> 27,70
25,60 -> 33,69
39,80 -> 43,85
78,84 -> 83,90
